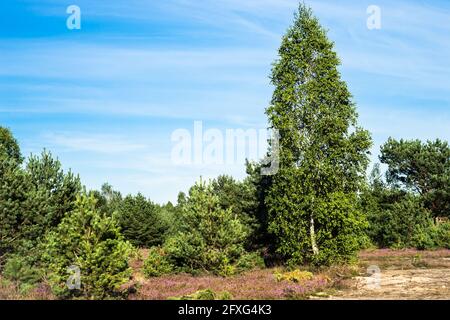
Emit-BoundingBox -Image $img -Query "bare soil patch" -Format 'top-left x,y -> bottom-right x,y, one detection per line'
328,249 -> 450,300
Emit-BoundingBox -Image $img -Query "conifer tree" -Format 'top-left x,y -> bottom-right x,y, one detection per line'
42,195 -> 133,299
116,193 -> 168,247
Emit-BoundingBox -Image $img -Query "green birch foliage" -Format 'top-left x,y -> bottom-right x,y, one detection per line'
265,5 -> 372,266
41,195 -> 133,299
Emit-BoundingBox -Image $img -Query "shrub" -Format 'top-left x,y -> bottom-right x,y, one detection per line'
365,192 -> 436,249
433,222 -> 450,249
274,270 -> 314,283
235,252 -> 265,273
2,255 -> 42,287
170,289 -> 232,300
41,194 -> 134,299
143,247 -> 174,277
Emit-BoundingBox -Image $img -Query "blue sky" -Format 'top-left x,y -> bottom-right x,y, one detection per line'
1,0 -> 449,203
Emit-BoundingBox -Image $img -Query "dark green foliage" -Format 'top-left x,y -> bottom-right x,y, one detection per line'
372,194 -> 434,249
234,251 -> 265,273
0,126 -> 22,163
380,138 -> 450,217
209,175 -> 261,246
162,181 -> 260,276
2,255 -> 42,288
0,128 -> 27,259
90,183 -> 123,216
361,164 -> 444,249
0,159 -> 29,259
41,195 -> 133,299
159,201 -> 182,238
1,135 -> 81,268
23,151 -> 81,243
115,193 -> 168,247
244,160 -> 273,247
265,5 -> 372,266
433,222 -> 450,249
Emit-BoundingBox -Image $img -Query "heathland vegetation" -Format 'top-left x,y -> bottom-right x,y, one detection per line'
0,5 -> 449,299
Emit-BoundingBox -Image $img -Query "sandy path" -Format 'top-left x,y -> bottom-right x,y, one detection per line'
329,254 -> 450,300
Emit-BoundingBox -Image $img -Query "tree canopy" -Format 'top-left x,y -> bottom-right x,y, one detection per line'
265,4 -> 372,265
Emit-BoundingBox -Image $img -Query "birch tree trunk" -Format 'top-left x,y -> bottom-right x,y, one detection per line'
310,215 -> 319,255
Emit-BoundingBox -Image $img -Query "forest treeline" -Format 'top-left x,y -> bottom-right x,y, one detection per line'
1,4 -> 449,299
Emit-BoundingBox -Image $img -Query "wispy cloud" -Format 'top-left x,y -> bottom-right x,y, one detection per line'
44,132 -> 148,154
2,0 -> 450,203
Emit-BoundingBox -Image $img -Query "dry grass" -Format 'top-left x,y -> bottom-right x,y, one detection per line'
358,248 -> 450,270
0,277 -> 54,300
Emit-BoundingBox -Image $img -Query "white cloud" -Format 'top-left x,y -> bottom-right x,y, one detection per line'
44,132 -> 148,154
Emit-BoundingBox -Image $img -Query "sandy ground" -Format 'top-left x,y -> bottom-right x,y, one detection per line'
328,251 -> 450,300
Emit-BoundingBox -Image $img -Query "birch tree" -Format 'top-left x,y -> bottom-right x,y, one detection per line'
266,4 -> 372,265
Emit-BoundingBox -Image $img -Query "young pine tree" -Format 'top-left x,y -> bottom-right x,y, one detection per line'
22,151 -> 81,248
265,5 -> 372,265
164,181 -> 261,276
41,195 -> 133,299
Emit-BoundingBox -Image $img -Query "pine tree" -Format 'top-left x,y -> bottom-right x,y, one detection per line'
380,138 -> 450,218
0,158 -> 28,260
0,127 -> 27,259
115,193 -> 168,247
265,5 -> 372,265
0,127 -> 22,163
41,195 -> 133,299
164,181 -> 260,276
23,150 -> 81,244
